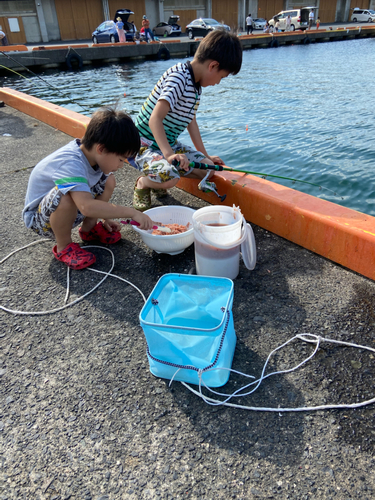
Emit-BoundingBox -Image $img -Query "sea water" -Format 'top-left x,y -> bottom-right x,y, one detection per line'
2,37 -> 375,215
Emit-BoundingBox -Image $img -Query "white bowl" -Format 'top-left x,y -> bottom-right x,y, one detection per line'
132,206 -> 196,255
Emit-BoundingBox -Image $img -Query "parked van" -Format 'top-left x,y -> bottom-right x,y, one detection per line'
268,7 -> 316,31
350,9 -> 375,23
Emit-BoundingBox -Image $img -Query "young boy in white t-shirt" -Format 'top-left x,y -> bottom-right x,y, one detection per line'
23,108 -> 153,270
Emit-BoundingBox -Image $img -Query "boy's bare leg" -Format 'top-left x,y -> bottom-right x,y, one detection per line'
185,157 -> 215,180
80,175 -> 116,233
50,193 -> 79,253
136,176 -> 179,190
185,168 -> 215,180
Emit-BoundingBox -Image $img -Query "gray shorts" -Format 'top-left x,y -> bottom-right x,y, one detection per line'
29,173 -> 108,239
135,141 -> 207,184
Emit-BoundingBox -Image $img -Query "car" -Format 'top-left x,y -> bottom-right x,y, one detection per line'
268,7 -> 316,31
185,18 -> 230,39
153,16 -> 181,37
253,18 -> 267,30
350,8 -> 375,22
92,9 -> 136,44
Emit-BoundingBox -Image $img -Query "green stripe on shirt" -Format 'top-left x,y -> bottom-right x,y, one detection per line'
54,177 -> 89,185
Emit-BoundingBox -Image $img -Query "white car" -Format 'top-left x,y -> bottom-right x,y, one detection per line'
253,18 -> 267,30
269,7 -> 316,31
351,9 -> 375,23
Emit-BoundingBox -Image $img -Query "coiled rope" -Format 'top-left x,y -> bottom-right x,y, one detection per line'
1,241 -> 374,413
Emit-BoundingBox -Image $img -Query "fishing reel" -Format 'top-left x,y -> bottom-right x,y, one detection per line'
198,172 -> 226,202
172,159 -> 227,202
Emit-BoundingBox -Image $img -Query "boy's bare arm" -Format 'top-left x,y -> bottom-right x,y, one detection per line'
187,117 -> 224,165
69,191 -> 153,229
149,100 -> 190,170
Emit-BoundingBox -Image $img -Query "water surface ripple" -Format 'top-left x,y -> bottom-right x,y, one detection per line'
2,38 -> 375,214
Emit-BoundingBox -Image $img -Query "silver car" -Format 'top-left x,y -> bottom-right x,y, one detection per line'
253,18 -> 267,30
153,16 -> 181,37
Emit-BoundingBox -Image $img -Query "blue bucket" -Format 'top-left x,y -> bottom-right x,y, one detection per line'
139,274 -> 236,387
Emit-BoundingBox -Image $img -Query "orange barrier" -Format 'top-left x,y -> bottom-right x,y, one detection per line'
177,172 -> 375,282
157,39 -> 181,43
0,45 -> 28,52
32,44 -> 89,51
1,88 -> 374,281
0,87 -> 89,138
93,42 -> 136,47
241,34 -> 271,39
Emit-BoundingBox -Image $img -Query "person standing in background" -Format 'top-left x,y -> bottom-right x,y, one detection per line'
246,13 -> 253,35
131,21 -> 137,38
116,17 -> 126,43
0,28 -> 9,46
142,15 -> 155,43
285,15 -> 292,32
308,9 -> 314,30
316,17 -> 321,29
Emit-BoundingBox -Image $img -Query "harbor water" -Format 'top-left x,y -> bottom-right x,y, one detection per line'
1,37 -> 375,215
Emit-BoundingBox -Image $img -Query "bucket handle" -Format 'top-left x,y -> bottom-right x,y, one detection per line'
195,217 -> 248,250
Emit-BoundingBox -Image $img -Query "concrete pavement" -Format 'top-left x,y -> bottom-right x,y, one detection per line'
1,105 -> 375,499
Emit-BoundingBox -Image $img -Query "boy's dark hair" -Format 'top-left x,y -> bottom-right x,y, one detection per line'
194,29 -> 242,75
82,107 -> 140,157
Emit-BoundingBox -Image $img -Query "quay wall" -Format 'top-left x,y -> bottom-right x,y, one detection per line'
0,26 -> 375,73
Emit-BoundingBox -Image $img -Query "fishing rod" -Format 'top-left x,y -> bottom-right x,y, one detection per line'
172,160 -> 341,199
0,50 -> 91,114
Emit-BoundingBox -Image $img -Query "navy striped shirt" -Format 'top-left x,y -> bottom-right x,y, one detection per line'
135,61 -> 201,150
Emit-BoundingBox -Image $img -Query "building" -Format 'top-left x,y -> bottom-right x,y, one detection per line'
0,0 -> 374,45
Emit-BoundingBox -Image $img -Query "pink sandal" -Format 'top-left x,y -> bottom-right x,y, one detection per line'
79,221 -> 121,244
52,242 -> 96,270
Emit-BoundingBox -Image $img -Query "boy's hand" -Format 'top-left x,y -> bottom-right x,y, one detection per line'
103,219 -> 121,232
208,155 -> 225,165
168,153 -> 190,171
131,211 -> 154,230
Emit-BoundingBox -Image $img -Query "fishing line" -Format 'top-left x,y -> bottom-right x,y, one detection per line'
181,160 -> 342,199
0,49 -> 91,114
0,64 -> 48,92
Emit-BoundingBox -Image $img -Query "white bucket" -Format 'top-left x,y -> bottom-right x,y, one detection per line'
192,205 -> 256,279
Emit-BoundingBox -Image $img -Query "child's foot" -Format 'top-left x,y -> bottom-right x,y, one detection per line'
133,177 -> 151,211
79,221 -> 121,244
52,243 -> 96,270
151,188 -> 168,198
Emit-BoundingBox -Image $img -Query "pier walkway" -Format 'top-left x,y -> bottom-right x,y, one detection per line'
1,101 -> 375,499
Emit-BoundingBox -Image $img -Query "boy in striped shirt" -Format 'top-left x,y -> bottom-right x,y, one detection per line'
23,108 -> 153,270
134,29 -> 242,211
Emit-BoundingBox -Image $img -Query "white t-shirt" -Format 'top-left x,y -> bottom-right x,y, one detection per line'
23,139 -> 104,228
246,16 -> 253,26
309,11 -> 314,20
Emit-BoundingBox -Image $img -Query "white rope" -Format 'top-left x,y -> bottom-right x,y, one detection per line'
0,241 -> 145,316
181,334 -> 375,411
2,242 -> 375,413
